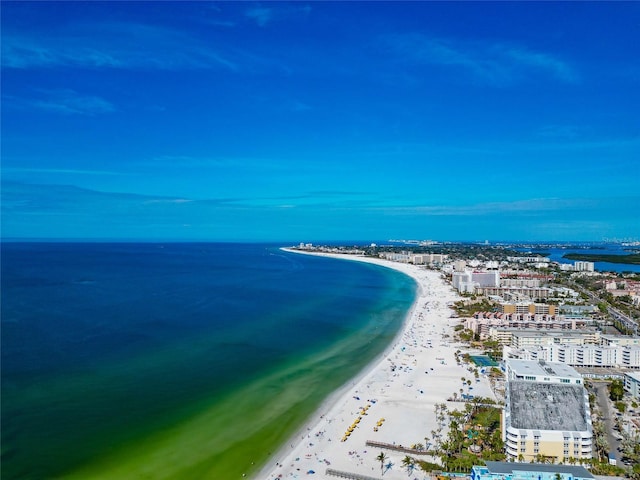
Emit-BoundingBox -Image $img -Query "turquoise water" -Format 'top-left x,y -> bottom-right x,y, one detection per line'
1,243 -> 416,479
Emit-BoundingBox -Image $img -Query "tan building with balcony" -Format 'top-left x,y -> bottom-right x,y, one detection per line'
499,303 -> 556,315
503,381 -> 592,463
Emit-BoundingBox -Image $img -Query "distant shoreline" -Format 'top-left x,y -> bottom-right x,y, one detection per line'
562,253 -> 640,265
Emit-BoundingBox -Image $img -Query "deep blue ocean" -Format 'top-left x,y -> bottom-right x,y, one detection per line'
1,242 -> 416,479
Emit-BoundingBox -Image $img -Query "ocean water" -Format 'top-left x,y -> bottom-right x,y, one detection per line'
519,244 -> 640,273
1,242 -> 416,479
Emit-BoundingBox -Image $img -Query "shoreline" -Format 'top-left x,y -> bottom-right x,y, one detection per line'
256,249 -> 496,480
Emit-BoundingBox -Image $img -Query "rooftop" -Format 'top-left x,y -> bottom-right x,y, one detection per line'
511,331 -> 596,339
507,359 -> 582,379
507,382 -> 589,431
494,326 -> 596,338
482,461 -> 595,478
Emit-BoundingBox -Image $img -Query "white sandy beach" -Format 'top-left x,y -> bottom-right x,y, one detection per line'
257,251 -> 496,480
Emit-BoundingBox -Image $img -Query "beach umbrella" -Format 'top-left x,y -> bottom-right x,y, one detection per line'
307,470 -> 315,474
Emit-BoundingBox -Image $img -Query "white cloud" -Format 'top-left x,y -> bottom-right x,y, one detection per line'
381,33 -> 578,85
244,4 -> 311,27
4,89 -> 116,115
499,46 -> 577,83
377,197 -> 595,217
245,6 -> 273,27
2,23 -> 238,71
4,167 -> 125,176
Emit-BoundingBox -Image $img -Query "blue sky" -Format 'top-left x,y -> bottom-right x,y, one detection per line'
2,1 -> 639,242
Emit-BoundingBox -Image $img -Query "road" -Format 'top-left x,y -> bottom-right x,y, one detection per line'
567,281 -> 638,335
592,381 -> 622,464
608,307 -> 639,335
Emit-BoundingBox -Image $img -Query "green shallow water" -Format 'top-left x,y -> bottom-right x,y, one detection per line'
61,309 -> 411,480
2,244 -> 416,479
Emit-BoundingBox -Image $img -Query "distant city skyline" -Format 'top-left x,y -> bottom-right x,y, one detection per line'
2,2 -> 639,241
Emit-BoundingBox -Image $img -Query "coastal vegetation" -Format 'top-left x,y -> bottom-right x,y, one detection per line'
563,253 -> 640,265
410,400 -> 505,474
452,298 -> 495,317
609,379 -> 625,401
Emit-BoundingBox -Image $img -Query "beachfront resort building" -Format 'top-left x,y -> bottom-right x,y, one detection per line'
504,359 -> 583,385
508,331 -> 598,350
465,317 -> 585,341
452,271 -> 474,293
500,278 -> 541,288
502,360 -> 592,463
452,270 -> 500,293
475,286 -> 552,301
482,326 -> 594,346
499,302 -> 557,315
502,336 -> 640,369
503,381 -> 592,463
503,344 -> 640,370
410,253 -> 448,265
378,251 -> 448,265
471,462 -> 595,480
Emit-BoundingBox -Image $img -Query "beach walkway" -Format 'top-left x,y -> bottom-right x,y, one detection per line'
326,468 -> 381,480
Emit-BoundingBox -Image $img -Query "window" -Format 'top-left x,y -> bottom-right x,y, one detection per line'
561,379 -> 570,383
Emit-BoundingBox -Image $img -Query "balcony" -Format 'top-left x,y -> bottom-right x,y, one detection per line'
506,446 -> 518,457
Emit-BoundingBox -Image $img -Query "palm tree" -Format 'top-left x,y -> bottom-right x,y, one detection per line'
402,456 -> 415,475
377,452 -> 387,475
